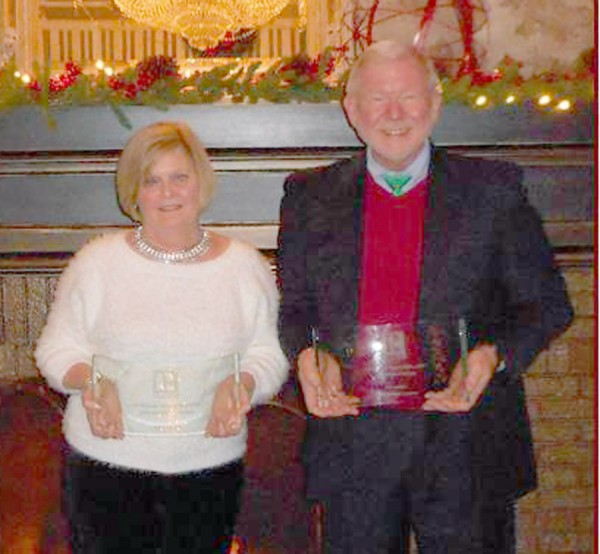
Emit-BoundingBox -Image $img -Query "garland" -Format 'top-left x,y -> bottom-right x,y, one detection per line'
0,48 -> 594,128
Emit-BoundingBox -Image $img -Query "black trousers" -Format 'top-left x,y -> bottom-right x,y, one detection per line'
306,410 -> 482,554
321,496 -> 516,554
481,499 -> 516,554
63,448 -> 243,554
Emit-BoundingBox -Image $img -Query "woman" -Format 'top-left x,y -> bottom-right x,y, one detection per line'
35,121 -> 288,553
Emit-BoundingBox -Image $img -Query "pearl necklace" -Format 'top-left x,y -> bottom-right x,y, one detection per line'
132,226 -> 211,264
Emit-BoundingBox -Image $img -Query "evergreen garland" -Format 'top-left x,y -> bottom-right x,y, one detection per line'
0,48 -> 593,128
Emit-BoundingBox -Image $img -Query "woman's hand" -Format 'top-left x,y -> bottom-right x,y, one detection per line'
297,348 -> 360,418
82,377 -> 124,439
206,372 -> 255,438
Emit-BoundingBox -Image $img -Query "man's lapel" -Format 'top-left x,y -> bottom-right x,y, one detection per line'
311,154 -> 366,355
419,148 -> 452,323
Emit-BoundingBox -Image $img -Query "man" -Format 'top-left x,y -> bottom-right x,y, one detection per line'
277,41 -> 573,554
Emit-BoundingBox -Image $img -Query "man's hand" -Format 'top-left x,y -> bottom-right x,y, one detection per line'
422,344 -> 499,412
297,348 -> 360,418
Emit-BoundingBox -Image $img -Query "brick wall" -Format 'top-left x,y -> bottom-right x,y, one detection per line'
517,264 -> 595,554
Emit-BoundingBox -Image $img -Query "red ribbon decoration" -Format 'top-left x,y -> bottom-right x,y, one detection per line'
416,0 -> 485,77
454,0 -> 478,76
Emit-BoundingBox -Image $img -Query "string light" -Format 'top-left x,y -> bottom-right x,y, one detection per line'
538,94 -> 552,106
505,94 -> 516,104
475,94 -> 488,107
556,99 -> 572,111
20,73 -> 31,84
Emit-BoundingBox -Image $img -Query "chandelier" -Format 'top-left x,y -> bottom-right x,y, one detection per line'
113,0 -> 293,49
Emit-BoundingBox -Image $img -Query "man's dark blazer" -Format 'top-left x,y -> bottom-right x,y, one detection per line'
277,147 -> 573,502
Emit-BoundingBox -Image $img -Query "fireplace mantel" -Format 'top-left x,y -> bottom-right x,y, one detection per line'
0,102 -> 593,151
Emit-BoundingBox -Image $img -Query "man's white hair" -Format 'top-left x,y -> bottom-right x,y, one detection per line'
344,40 -> 442,97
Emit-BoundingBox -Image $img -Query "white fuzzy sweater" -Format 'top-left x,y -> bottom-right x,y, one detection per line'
35,232 -> 288,474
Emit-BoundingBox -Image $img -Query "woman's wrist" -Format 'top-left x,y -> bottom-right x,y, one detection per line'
83,371 -> 104,391
239,371 -> 256,397
62,362 -> 94,391
82,374 -> 93,390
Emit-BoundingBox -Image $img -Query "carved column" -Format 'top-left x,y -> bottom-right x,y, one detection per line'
304,0 -> 330,55
14,0 -> 40,73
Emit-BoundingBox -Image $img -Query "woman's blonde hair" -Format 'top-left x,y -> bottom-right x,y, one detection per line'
116,121 -> 216,222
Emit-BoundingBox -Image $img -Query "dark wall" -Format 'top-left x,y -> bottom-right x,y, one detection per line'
0,104 -> 593,255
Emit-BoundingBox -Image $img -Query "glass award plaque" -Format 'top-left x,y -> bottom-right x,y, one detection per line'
347,324 -> 428,411
92,353 -> 240,437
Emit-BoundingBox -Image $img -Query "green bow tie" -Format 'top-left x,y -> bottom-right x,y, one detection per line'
383,173 -> 411,196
